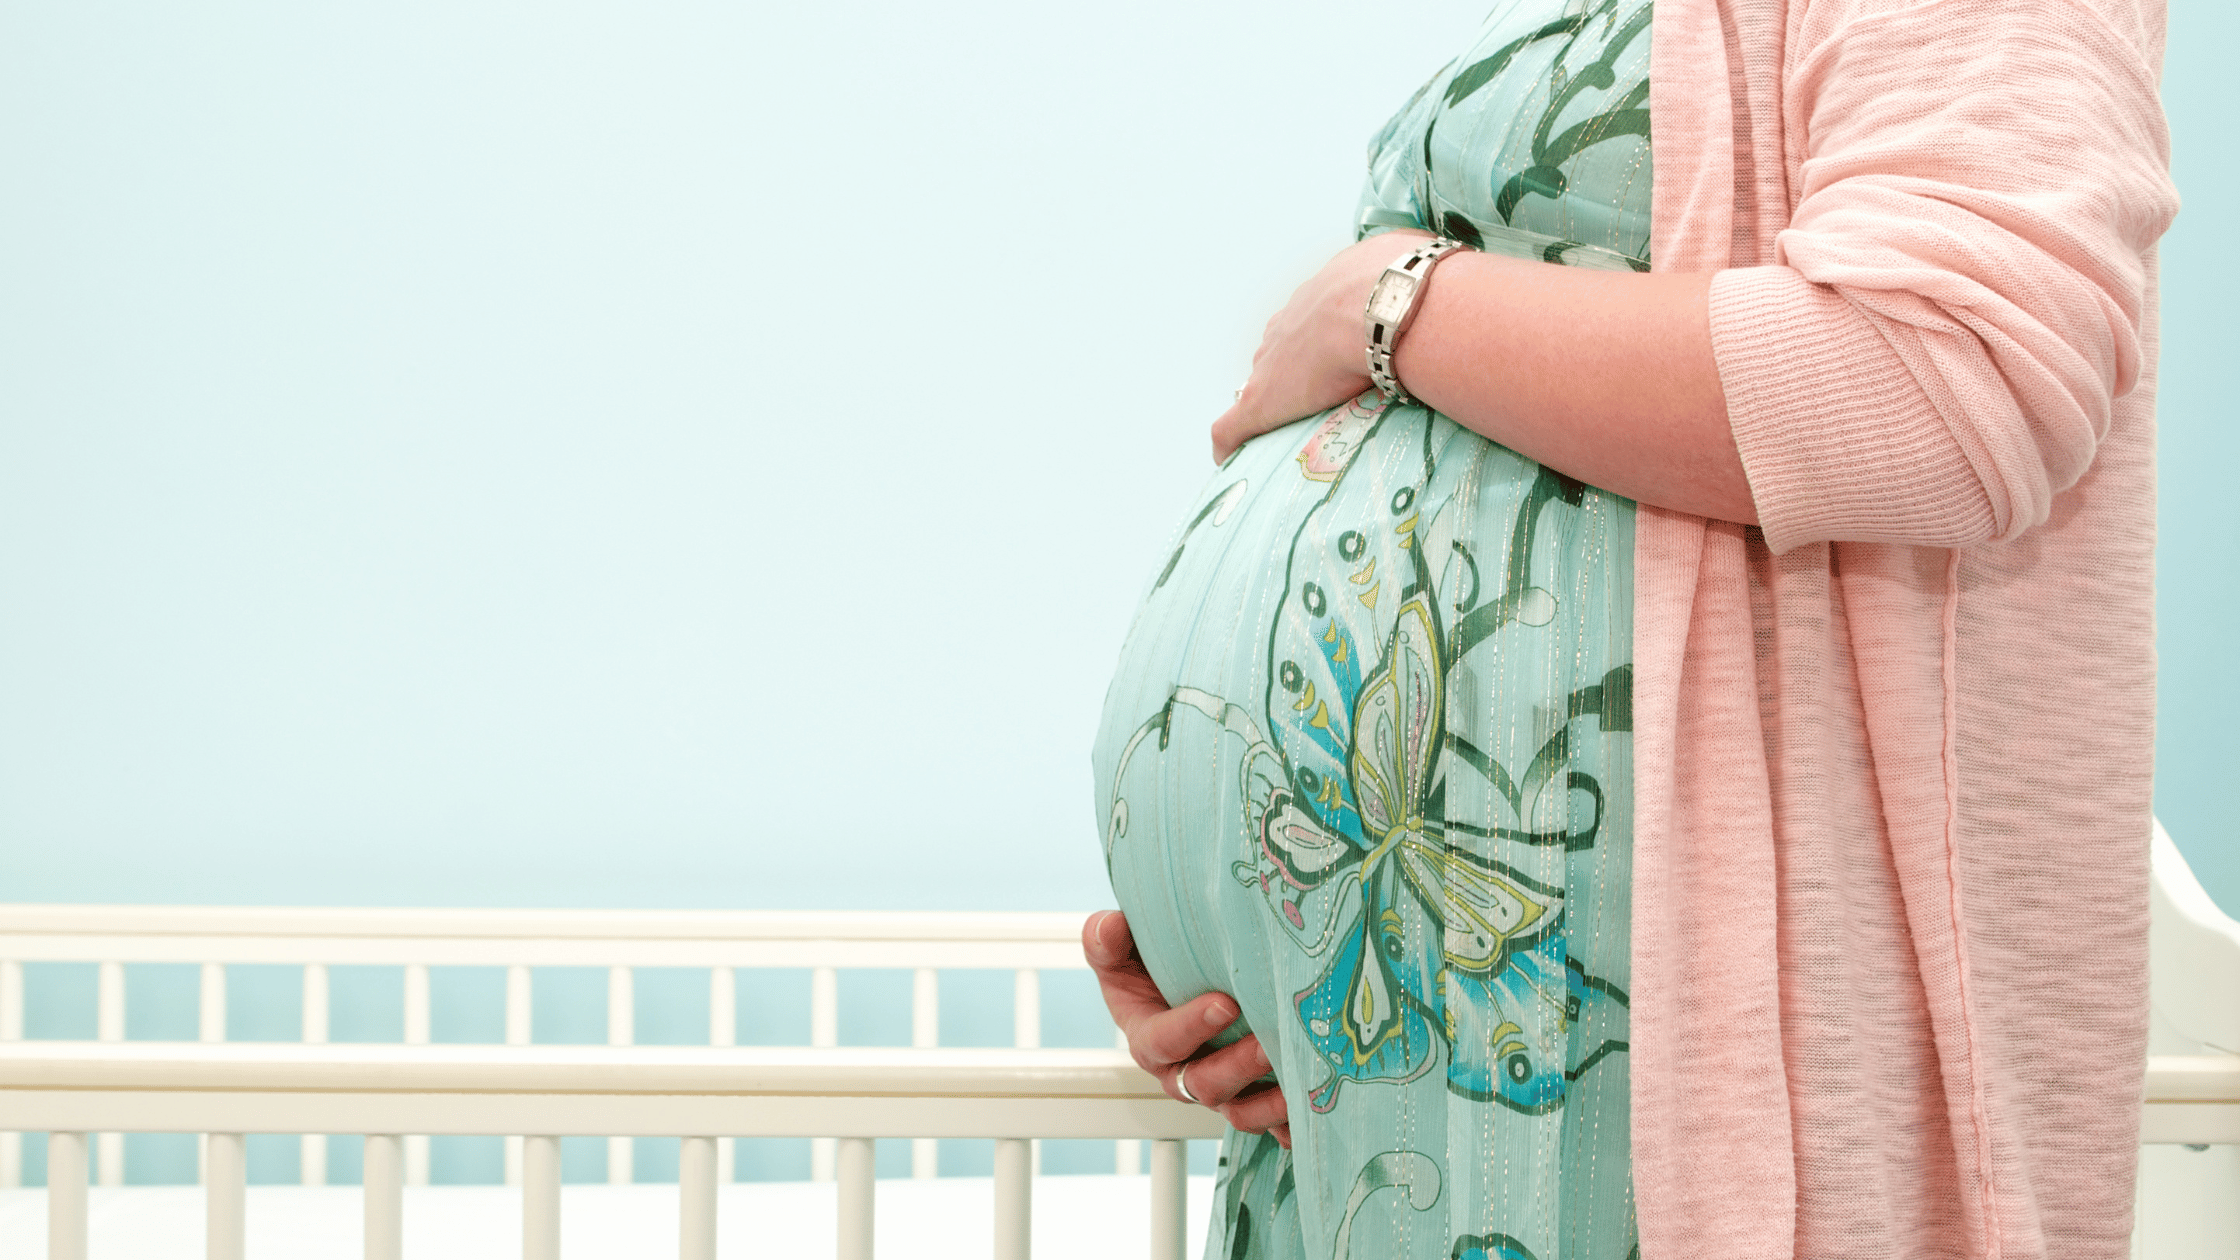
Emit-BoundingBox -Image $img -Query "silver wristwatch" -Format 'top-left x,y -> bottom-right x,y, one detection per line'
1364,237 -> 1463,405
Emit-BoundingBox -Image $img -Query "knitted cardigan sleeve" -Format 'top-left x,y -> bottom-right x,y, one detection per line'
1710,0 -> 2179,553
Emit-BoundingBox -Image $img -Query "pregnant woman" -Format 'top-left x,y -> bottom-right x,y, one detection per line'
1089,0 -> 2178,1256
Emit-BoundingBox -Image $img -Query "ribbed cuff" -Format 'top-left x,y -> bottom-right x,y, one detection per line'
1710,266 -> 1997,553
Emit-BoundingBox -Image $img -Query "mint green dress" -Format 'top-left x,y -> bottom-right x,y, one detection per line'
1091,3 -> 1650,1258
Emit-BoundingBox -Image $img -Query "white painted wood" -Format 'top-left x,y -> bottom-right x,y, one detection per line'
0,906 -> 1100,971
95,961 -> 124,1190
199,963 -> 227,1043
912,969 -> 939,1048
2151,821 -> 2240,1055
813,965 -> 839,1182
912,968 -> 940,1179
205,1131 -> 246,1260
836,1137 -> 874,1260
363,1134 -> 403,1260
303,964 -> 330,1043
609,966 -> 634,1047
300,958 -> 331,1192
993,1138 -> 1031,1260
0,1133 -> 18,1190
1149,1140 -> 1185,1260
506,964 -> 532,1188
404,962 -> 434,1185
1013,970 -> 1040,1050
96,962 -> 123,1042
506,965 -> 533,1046
709,966 -> 735,1047
608,966 -> 635,1184
811,967 -> 838,1048
679,1135 -> 717,1260
47,1130 -> 88,1260
1114,1139 -> 1140,1176
523,1135 -> 561,1260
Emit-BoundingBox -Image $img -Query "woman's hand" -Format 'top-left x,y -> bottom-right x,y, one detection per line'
1081,910 -> 1291,1148
1210,231 -> 1435,464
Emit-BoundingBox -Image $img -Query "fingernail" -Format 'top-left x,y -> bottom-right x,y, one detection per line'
1204,1001 -> 1234,1027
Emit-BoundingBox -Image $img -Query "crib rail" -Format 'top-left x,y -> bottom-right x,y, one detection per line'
0,907 -> 1095,1193
0,1041 -> 1224,1260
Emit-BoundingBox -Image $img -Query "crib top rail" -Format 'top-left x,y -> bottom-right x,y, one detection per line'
0,905 -> 1099,969
0,1040 -> 1230,1141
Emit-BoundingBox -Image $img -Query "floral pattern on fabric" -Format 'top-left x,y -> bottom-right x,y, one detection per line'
1092,3 -> 1651,1257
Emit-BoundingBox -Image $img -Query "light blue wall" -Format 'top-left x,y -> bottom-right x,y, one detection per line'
2153,0 -> 2239,909
0,0 -> 2231,1117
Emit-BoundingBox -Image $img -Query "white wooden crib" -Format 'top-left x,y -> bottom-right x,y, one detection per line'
0,820 -> 2233,1260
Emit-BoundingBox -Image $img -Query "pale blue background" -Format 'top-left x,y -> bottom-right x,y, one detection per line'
0,0 -> 2232,1184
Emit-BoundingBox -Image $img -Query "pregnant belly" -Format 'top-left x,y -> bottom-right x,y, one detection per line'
1089,391 -> 1636,1109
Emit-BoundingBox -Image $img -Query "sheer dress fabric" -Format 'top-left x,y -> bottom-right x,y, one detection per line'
1094,4 -> 1656,1257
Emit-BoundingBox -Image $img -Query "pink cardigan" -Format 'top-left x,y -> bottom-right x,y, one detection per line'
1638,0 -> 2178,1256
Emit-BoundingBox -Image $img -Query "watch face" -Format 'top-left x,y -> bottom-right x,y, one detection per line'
1366,272 -> 1420,325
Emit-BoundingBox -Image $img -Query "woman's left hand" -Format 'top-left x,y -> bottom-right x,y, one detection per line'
1210,230 -> 1434,464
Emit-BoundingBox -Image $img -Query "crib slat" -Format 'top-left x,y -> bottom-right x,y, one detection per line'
679,1135 -> 717,1260
836,1136 -> 874,1260
304,961 -> 332,1186
200,964 -> 227,1043
364,1134 -> 403,1260
506,966 -> 532,1188
609,966 -> 634,1184
303,964 -> 330,1043
709,965 -> 738,1191
1149,1140 -> 1185,1260
812,966 -> 838,1182
47,1131 -> 88,1260
523,1135 -> 561,1260
403,962 -> 432,1187
506,966 -> 533,1046
709,966 -> 735,1047
206,1132 -> 246,1260
994,1137 -> 1032,1260
912,968 -> 939,1178
96,962 -> 124,1188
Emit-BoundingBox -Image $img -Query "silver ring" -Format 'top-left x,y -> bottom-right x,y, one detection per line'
1232,388 -> 1244,401
1174,1062 -> 1201,1106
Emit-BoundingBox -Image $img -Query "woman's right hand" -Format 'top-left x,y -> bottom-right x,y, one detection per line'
1081,910 -> 1291,1148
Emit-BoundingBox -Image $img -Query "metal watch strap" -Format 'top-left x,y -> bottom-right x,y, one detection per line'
1364,237 -> 1463,406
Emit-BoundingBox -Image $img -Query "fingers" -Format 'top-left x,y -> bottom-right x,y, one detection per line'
1210,403 -> 1246,464
1080,909 -> 1134,969
1177,1033 -> 1272,1108
1082,912 -> 1293,1147
1083,911 -> 1239,1072
1218,1082 -> 1290,1139
1083,911 -> 1171,1031
1132,991 -> 1238,1072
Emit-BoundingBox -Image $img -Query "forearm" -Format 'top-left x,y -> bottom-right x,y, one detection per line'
1393,251 -> 1756,524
